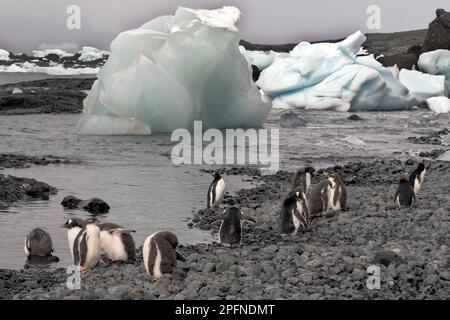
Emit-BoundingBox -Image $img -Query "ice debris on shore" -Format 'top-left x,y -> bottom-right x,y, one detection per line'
254,31 -> 447,111
419,49 -> 450,93
0,62 -> 99,75
79,6 -> 271,134
426,96 -> 450,114
0,49 -> 10,61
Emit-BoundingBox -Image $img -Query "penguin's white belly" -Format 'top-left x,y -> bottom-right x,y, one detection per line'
305,173 -> 311,193
211,179 -> 225,207
100,231 -> 127,261
328,187 -> 341,211
143,236 -> 152,275
413,179 -> 421,195
153,244 -> 162,279
24,238 -> 29,255
84,225 -> 100,268
68,227 -> 81,260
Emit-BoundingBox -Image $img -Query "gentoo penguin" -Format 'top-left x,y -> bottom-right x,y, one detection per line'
207,171 -> 225,209
143,231 -> 186,280
98,222 -> 136,262
73,217 -> 101,273
62,218 -> 86,261
395,177 -> 416,208
326,172 -> 347,214
280,189 -> 309,235
292,167 -> 316,193
409,163 -> 429,196
308,179 -> 334,218
212,207 -> 256,246
24,228 -> 59,262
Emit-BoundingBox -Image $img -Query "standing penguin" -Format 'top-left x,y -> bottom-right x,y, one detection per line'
326,172 -> 347,214
292,167 -> 316,193
24,228 -> 59,263
409,163 -> 429,196
62,218 -> 86,260
395,177 -> 416,208
212,207 -> 256,246
73,217 -> 101,273
207,171 -> 225,209
143,231 -> 186,280
98,222 -> 136,262
280,189 -> 309,235
308,179 -> 334,218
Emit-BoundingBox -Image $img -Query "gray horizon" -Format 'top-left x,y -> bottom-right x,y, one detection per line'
0,0 -> 449,53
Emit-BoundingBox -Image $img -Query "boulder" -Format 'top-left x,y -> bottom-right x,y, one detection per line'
279,111 -> 306,128
423,9 -> 450,52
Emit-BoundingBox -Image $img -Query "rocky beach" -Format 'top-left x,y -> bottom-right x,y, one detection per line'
1,159 -> 449,300
0,6 -> 450,301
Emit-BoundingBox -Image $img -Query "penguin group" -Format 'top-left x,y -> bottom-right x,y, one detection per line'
23,161 -> 429,281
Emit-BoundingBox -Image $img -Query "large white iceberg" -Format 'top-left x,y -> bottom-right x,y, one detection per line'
239,46 -> 288,70
0,49 -> 10,61
78,47 -> 110,62
255,31 -> 437,111
399,69 -> 446,101
79,6 -> 271,134
419,49 -> 450,94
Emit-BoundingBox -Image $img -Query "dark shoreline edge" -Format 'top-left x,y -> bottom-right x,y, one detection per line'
2,158 -> 450,300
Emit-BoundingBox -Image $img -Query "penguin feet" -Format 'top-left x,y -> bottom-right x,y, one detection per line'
80,266 -> 90,273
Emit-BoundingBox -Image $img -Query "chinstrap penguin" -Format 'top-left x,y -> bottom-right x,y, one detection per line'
207,171 -> 225,209
143,231 -> 186,280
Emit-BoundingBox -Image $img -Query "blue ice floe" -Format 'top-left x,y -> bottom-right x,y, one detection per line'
79,6 -> 271,135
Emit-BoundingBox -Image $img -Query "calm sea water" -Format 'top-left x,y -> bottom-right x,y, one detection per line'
0,73 -> 448,269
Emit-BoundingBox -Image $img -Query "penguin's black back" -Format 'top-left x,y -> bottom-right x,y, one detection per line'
220,208 -> 242,245
99,222 -> 136,261
398,180 -> 414,207
148,232 -> 178,275
26,228 -> 53,257
280,196 -> 297,234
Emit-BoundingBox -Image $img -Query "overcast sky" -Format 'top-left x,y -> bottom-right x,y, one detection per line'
0,0 -> 449,53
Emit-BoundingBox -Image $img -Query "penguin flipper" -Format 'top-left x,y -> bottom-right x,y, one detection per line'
110,228 -> 136,235
394,188 -> 400,205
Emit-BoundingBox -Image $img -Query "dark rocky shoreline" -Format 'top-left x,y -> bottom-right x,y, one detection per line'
2,159 -> 450,300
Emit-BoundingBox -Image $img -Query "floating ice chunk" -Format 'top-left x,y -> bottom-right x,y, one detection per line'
399,69 -> 446,101
256,31 -> 440,111
77,114 -> 151,135
0,49 -> 10,61
80,6 -> 271,134
239,46 -> 288,70
12,88 -> 23,94
0,62 -> 99,75
340,136 -> 367,146
78,47 -> 109,62
426,96 -> 450,114
33,49 -> 73,58
418,49 -> 450,93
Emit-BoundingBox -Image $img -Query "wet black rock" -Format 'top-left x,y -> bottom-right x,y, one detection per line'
80,198 -> 110,214
407,128 -> 449,145
0,174 -> 57,207
61,195 -> 83,209
419,149 -> 447,159
251,65 -> 261,82
280,111 -> 306,128
377,53 -> 418,69
0,78 -> 95,115
423,9 -> 450,52
61,195 -> 110,214
347,114 -> 364,121
0,153 -> 79,169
